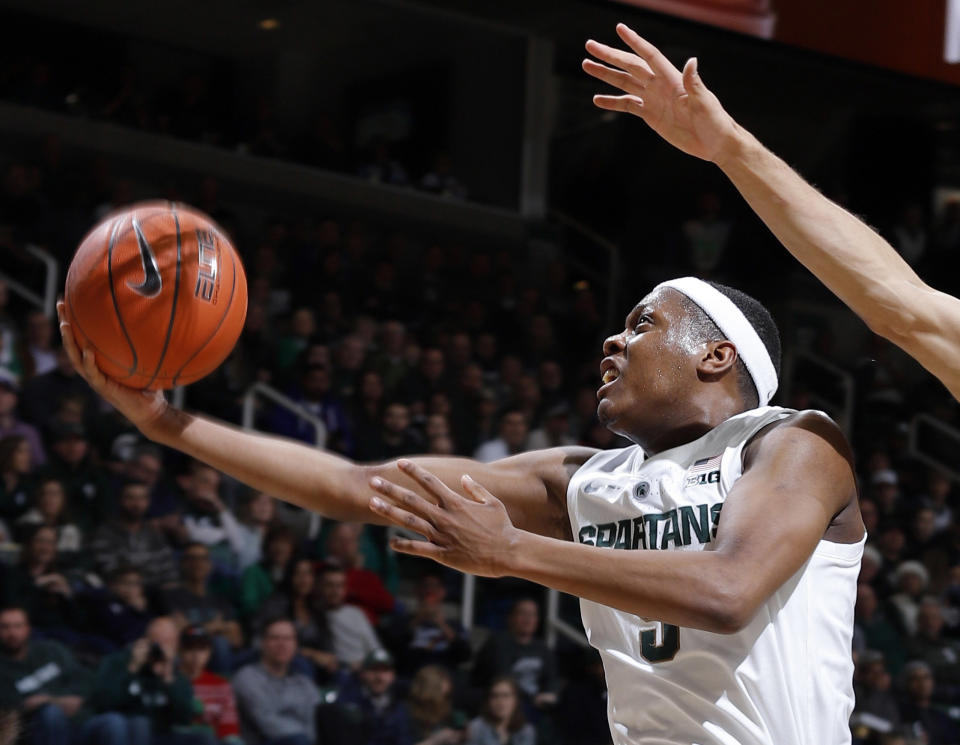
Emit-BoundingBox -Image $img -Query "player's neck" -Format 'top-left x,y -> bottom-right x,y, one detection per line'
636,394 -> 747,455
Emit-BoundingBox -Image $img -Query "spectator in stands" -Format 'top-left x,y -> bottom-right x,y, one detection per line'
526,403 -> 575,451
420,153 -> 467,200
19,345 -> 97,434
321,648 -> 413,745
906,508 -> 939,563
906,598 -> 960,703
323,522 -> 394,625
319,561 -> 381,669
239,526 -> 297,622
872,470 -> 903,521
387,573 -> 470,677
41,420 -> 110,533
852,650 -> 900,733
351,370 -> 386,450
89,479 -> 179,589
877,523 -> 908,593
161,543 -> 243,673
0,371 -> 44,465
255,558 -> 338,680
331,335 -> 368,399
465,677 -> 534,745
84,566 -> 152,648
357,139 -> 409,187
898,661 -> 958,744
178,625 -> 243,744
2,525 -> 79,636
233,618 -> 321,745
855,584 -> 905,674
888,561 -> 929,636
178,462 -> 245,570
473,409 -> 529,463
271,364 -> 352,453
920,469 -> 954,534
124,443 -> 178,522
0,606 -> 93,745
89,616 -> 201,744
0,435 -> 33,523
19,311 -> 56,379
275,309 -> 315,374
234,491 -> 278,571
472,599 -> 557,717
556,650 -> 609,745
404,348 -> 448,412
15,477 -> 81,554
407,665 -> 466,745
359,402 -> 423,461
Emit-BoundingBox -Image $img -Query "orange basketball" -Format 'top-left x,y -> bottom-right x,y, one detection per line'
64,201 -> 247,390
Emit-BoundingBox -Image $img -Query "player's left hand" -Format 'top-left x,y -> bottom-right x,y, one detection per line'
369,459 -> 520,577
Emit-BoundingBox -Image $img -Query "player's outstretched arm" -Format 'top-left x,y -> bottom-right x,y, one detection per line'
584,24 -> 960,400
57,302 -> 591,539
369,413 -> 858,633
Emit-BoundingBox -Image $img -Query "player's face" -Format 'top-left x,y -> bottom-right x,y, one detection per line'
597,288 -> 702,442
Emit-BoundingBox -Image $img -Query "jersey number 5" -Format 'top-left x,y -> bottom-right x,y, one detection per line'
640,622 -> 680,663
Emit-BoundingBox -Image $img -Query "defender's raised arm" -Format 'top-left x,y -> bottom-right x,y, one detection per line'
584,23 -> 960,400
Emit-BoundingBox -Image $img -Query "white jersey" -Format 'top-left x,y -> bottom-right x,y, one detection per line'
566,406 -> 863,745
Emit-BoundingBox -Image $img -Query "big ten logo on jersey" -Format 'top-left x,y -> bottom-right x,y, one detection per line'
685,454 -> 722,487
194,230 -> 220,303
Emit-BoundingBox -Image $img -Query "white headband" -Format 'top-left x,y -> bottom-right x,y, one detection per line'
655,277 -> 778,406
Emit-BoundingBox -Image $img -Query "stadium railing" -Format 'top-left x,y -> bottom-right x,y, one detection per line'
908,413 -> 960,482
241,381 -> 328,539
781,349 -> 855,436
0,244 -> 59,318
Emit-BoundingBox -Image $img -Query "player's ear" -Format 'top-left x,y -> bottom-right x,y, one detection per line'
697,340 -> 738,377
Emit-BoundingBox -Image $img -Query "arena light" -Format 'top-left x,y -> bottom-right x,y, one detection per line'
946,0 -> 960,63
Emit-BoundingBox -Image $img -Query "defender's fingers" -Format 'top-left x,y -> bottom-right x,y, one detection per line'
370,496 -> 438,541
592,94 -> 646,116
584,39 -> 655,80
582,59 -> 647,96
615,24 -> 677,77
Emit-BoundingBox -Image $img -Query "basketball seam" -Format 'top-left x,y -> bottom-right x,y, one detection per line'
106,216 -> 139,377
172,243 -> 238,387
143,204 -> 182,389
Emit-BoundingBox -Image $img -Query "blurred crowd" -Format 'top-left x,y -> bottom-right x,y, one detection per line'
1,47 -> 468,202
2,55 -> 960,745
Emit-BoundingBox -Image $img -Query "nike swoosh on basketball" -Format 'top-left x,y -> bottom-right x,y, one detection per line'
127,217 -> 162,298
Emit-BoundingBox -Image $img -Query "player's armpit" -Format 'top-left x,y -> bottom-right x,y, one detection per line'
708,411 -> 861,629
363,446 -> 596,540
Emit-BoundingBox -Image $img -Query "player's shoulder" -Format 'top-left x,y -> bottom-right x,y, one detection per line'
743,408 -> 851,469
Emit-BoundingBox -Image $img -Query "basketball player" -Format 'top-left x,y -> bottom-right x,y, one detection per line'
583,23 -> 960,401
58,268 -> 862,743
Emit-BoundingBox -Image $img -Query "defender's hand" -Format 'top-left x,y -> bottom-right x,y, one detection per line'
369,460 -> 520,578
583,24 -> 738,163
57,300 -> 171,437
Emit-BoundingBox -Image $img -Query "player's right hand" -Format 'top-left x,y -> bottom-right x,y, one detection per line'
57,300 -> 171,437
583,24 -> 739,164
